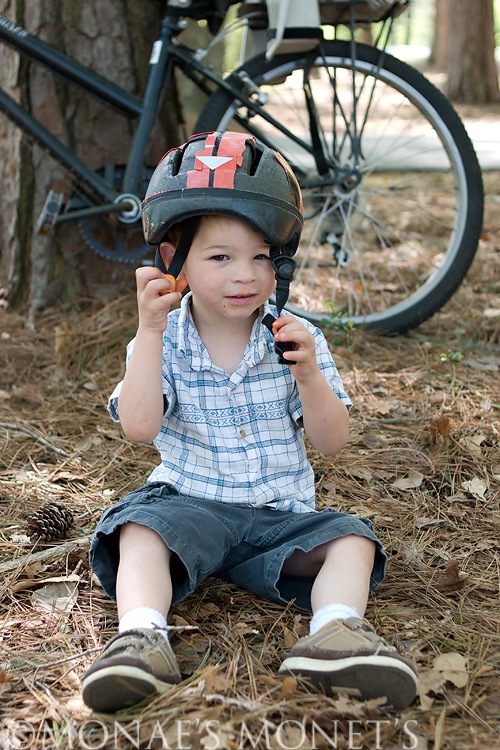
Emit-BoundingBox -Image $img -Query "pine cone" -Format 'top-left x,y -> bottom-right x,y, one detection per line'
26,502 -> 74,542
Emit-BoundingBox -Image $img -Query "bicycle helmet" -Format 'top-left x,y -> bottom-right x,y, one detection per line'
142,131 -> 303,316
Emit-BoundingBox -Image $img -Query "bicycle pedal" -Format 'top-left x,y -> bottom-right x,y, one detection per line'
35,190 -> 64,234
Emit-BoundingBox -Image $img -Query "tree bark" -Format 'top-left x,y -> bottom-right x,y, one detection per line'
0,0 -> 182,318
431,0 -> 452,70
445,0 -> 500,104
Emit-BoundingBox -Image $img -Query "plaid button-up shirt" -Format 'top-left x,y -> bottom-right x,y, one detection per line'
108,294 -> 351,514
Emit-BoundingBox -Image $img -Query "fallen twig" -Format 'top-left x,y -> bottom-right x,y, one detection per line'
0,422 -> 70,457
0,535 -> 91,575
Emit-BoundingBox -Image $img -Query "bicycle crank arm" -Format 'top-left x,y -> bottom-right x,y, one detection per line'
56,197 -> 139,224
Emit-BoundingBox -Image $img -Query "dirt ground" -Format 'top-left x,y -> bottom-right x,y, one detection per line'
0,169 -> 498,749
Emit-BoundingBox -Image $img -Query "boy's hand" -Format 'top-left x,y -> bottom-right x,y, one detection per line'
272,316 -> 319,380
135,267 -> 187,334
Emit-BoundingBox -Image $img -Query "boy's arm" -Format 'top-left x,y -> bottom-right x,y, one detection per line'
271,316 -> 349,456
294,368 -> 349,456
117,267 -> 184,443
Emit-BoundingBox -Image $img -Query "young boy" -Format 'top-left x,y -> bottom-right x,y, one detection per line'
82,132 -> 417,714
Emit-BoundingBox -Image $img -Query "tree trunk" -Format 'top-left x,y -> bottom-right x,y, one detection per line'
0,0 -> 183,318
445,0 -> 500,104
431,0 -> 452,70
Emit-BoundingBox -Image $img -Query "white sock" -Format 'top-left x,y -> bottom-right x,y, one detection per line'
118,607 -> 169,639
309,604 -> 360,635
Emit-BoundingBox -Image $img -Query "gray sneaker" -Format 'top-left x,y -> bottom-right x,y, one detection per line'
279,618 -> 418,710
82,628 -> 181,713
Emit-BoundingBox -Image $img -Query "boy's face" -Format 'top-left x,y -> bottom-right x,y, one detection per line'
181,215 -> 275,324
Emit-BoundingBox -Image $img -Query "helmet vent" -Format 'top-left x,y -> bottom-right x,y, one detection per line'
249,144 -> 263,176
170,148 -> 183,177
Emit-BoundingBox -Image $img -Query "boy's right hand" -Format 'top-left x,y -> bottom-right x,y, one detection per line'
135,266 -> 187,334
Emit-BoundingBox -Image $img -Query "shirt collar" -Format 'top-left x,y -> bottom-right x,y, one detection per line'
177,293 -> 276,370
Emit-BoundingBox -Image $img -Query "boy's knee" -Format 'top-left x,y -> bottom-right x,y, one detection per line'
324,534 -> 377,560
119,522 -> 171,552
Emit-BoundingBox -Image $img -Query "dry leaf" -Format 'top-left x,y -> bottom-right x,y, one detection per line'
415,517 -> 446,529
170,614 -> 191,628
460,434 -> 485,456
433,652 -> 469,688
392,471 -> 424,490
74,434 -> 94,452
348,466 -> 373,481
461,477 -> 488,499
11,385 -> 44,405
200,723 -> 236,750
329,694 -> 388,717
477,691 -> 500,717
360,433 -> 387,449
292,614 -> 308,638
475,538 -> 499,551
429,414 -> 451,439
432,560 -> 467,592
31,580 -> 78,613
282,626 -> 297,649
483,308 -> 500,319
418,652 -> 468,709
203,669 -> 231,693
0,668 -> 13,698
279,675 -> 298,699
349,504 -> 379,519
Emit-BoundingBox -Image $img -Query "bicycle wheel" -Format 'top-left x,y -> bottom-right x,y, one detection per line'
195,41 -> 484,333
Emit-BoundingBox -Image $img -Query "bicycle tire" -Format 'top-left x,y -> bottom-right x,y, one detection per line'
194,41 -> 484,333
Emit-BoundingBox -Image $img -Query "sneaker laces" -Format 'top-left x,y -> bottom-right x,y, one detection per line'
345,618 -> 397,653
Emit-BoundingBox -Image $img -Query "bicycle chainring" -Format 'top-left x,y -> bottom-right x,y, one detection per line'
71,165 -> 154,264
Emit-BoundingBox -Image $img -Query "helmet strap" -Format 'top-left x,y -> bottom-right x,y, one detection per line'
262,247 -> 297,365
154,217 -> 199,279
271,247 -> 296,316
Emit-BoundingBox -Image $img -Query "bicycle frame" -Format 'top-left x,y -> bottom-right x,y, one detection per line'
0,11 -> 243,223
0,8 -> 337,225
0,2 -> 405,226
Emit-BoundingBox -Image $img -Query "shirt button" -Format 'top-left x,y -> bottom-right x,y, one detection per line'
239,429 -> 247,438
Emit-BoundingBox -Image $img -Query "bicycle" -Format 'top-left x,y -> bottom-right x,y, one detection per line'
0,0 -> 484,333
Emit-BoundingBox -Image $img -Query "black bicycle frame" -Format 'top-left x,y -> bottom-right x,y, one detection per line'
0,9 -> 337,222
0,12 -> 199,216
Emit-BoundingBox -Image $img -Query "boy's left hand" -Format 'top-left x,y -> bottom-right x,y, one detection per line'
272,316 -> 318,379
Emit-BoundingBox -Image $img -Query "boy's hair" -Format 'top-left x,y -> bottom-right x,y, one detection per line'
163,219 -> 186,248
163,213 -> 264,248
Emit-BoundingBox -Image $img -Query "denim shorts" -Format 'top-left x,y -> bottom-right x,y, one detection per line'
89,483 -> 386,612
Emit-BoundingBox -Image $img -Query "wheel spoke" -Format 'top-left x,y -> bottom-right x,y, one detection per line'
195,41 -> 483,332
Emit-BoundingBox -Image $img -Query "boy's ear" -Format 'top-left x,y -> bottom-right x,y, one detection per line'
159,242 -> 176,270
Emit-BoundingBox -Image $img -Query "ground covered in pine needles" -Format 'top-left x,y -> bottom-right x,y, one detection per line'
0,172 -> 498,749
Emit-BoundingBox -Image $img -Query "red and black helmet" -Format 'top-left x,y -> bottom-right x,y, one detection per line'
142,131 -> 304,318
142,131 -> 303,252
